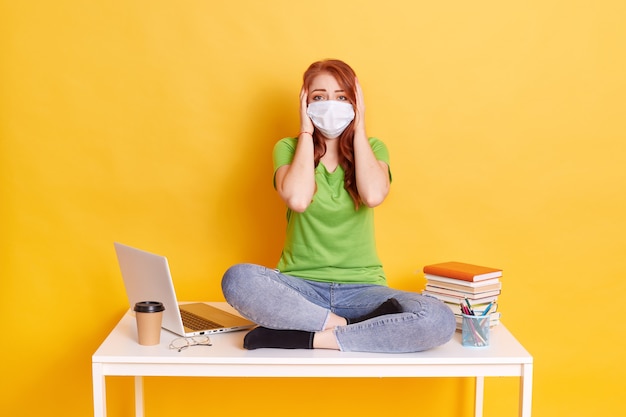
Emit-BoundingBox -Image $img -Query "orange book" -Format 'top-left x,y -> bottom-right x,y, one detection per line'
423,261 -> 502,282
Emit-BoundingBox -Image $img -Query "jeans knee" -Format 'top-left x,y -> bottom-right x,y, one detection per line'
221,263 -> 254,302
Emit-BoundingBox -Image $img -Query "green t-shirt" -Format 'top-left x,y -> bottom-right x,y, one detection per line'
272,137 -> 391,285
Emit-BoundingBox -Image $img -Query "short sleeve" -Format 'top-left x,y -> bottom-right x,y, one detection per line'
272,137 -> 298,188
369,137 -> 392,182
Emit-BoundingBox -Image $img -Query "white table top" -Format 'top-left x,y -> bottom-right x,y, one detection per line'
93,303 -> 532,370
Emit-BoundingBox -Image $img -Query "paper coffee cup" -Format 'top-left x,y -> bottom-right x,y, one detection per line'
134,301 -> 165,346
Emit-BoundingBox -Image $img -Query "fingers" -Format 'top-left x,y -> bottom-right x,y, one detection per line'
300,85 -> 308,103
354,78 -> 365,130
299,85 -> 314,134
355,78 -> 365,112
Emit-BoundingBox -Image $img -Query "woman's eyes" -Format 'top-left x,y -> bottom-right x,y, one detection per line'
312,95 -> 348,101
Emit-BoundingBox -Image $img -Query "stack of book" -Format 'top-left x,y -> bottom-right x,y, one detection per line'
422,261 -> 502,330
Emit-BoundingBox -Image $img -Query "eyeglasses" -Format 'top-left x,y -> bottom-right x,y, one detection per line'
169,336 -> 212,352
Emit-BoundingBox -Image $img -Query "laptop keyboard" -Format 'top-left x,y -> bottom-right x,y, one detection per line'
180,309 -> 222,331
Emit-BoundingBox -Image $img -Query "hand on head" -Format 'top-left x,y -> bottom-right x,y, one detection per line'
354,78 -> 366,131
299,86 -> 314,135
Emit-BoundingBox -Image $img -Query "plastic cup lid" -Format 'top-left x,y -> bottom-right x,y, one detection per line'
134,301 -> 165,313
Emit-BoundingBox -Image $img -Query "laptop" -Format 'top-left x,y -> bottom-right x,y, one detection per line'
114,242 -> 255,337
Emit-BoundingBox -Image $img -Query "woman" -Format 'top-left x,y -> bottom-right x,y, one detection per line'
222,59 -> 455,353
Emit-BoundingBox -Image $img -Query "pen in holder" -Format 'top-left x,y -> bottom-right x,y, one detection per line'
461,313 -> 490,347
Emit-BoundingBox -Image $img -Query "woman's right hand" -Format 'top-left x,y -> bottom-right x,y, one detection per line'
299,86 -> 314,135
274,85 -> 317,213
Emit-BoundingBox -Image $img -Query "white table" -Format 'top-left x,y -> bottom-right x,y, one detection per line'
92,303 -> 533,417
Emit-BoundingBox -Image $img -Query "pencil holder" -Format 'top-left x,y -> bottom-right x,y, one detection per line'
461,313 -> 490,347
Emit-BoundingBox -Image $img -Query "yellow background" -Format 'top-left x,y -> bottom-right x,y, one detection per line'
2,1 -> 625,416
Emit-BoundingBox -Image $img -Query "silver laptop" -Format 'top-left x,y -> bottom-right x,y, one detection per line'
114,242 -> 255,337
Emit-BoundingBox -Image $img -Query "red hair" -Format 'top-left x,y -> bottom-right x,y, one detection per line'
302,59 -> 361,209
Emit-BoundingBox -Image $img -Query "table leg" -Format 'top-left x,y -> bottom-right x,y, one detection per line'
92,363 -> 106,417
135,376 -> 144,417
519,363 -> 533,417
474,376 -> 484,417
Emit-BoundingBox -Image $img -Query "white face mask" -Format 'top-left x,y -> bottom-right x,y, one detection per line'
306,100 -> 355,139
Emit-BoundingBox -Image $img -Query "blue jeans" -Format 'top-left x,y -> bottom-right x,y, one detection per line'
221,263 -> 456,353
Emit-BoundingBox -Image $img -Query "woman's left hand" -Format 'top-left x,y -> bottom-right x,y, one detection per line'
354,79 -> 367,133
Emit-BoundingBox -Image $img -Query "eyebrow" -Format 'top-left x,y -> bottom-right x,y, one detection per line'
310,88 -> 345,93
